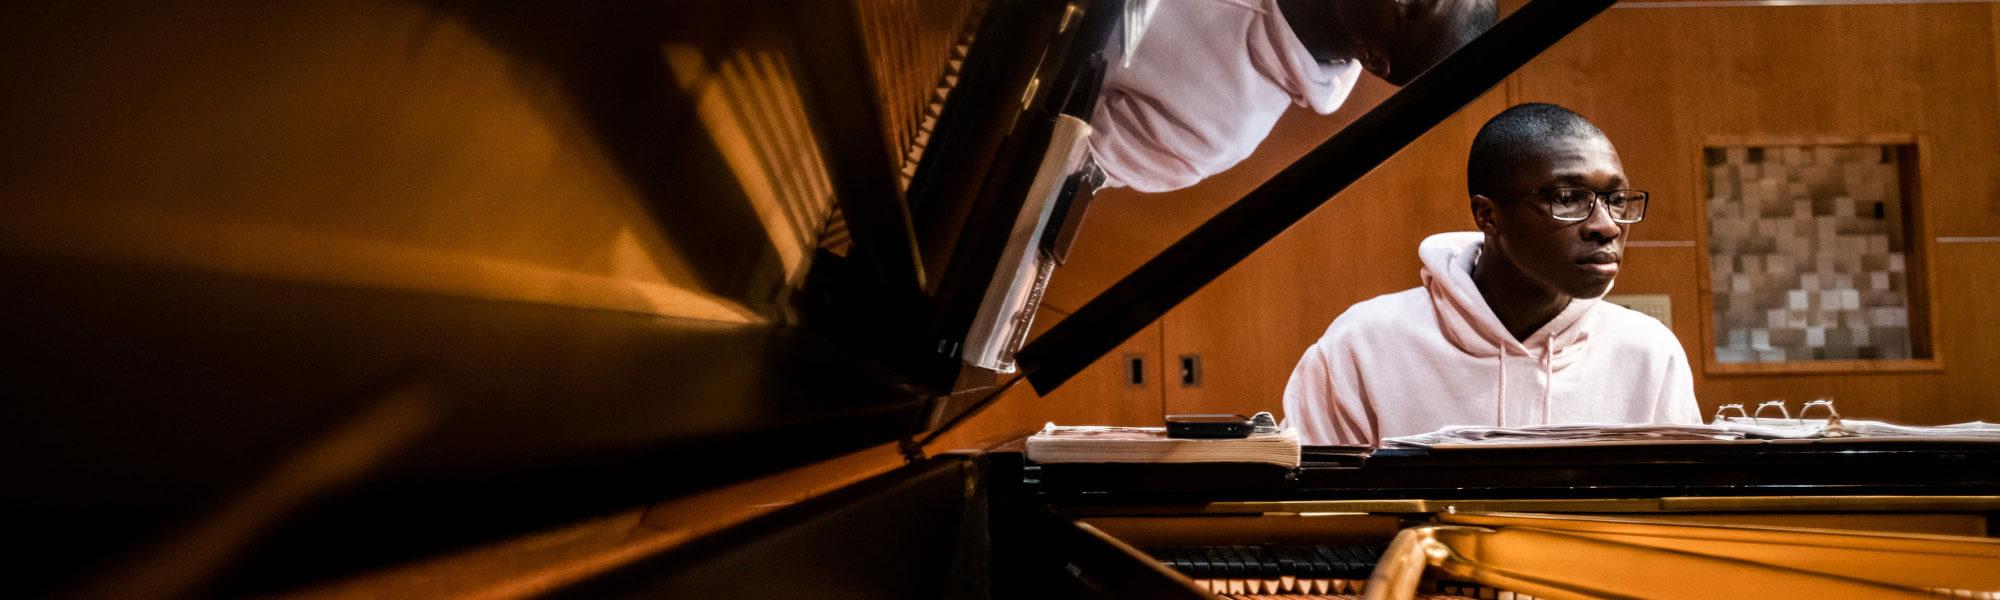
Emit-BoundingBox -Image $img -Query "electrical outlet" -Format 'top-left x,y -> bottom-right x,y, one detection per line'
1125,353 -> 1146,387
1178,354 -> 1202,387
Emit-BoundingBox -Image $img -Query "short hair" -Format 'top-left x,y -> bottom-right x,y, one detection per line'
1466,103 -> 1607,198
1390,0 -> 1497,85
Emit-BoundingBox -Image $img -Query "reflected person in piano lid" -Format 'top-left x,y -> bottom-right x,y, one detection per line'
1282,103 -> 1701,447
1089,0 -> 1496,192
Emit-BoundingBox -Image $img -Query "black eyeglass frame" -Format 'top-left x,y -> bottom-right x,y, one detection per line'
1497,186 -> 1650,224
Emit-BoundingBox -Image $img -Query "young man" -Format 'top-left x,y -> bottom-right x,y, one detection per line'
1282,103 -> 1700,446
1090,0 -> 1495,192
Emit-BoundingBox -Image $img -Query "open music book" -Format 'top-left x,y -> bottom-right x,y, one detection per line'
1724,418 -> 2000,440
1385,420 -> 2000,449
1024,423 -> 1302,468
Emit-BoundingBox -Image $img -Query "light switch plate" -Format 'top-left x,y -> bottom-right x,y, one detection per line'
1605,294 -> 1672,329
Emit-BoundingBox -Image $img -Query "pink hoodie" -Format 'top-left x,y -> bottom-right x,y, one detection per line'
1282,232 -> 1701,446
1089,0 -> 1363,192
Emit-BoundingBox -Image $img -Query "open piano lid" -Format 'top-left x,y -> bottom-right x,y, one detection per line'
0,0 -> 1611,596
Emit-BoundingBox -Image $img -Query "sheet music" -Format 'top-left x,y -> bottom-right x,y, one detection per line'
1385,420 -> 2000,449
1385,423 -> 1760,448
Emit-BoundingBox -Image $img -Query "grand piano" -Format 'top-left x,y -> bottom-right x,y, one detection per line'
4,0 -> 1998,598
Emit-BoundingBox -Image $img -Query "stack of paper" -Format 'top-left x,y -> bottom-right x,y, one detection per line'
1385,424 -> 1755,448
1387,420 -> 2000,449
1025,424 -> 1301,468
1840,420 -> 2000,439
1710,417 -> 2000,440
1708,418 -> 1828,439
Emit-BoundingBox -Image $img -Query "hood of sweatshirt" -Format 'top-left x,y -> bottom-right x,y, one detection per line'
1418,231 -> 1605,371
1280,233 -> 1697,443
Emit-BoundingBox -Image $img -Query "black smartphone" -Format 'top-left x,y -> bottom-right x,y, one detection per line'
1165,414 -> 1255,439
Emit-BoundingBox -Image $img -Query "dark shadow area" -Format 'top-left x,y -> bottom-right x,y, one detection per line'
2,253 -> 927,597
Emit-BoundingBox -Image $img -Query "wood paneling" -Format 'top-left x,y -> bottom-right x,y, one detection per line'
1926,242 -> 2000,423
1515,3 -> 2000,239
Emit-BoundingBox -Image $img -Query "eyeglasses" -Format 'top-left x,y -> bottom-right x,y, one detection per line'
1503,186 -> 1650,224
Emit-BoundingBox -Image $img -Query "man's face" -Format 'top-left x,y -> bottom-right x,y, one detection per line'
1481,135 -> 1630,299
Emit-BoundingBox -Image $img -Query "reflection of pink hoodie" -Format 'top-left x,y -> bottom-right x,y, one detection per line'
1283,232 -> 1701,446
1089,0 -> 1362,192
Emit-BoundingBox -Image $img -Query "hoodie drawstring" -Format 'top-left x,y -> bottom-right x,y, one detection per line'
1542,342 -> 1555,425
1421,232 -> 1593,430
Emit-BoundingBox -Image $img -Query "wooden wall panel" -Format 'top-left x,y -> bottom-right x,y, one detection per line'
1926,242 -> 2000,423
1517,4 -> 2000,239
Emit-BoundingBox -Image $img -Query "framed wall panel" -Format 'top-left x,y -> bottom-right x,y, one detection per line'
1695,134 -> 1941,375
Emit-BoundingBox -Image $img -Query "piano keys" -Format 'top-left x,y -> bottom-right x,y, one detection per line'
1137,544 -> 1539,598
1144,544 -> 1377,596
